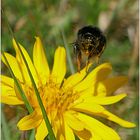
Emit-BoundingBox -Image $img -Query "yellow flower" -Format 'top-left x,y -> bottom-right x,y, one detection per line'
1,37 -> 135,140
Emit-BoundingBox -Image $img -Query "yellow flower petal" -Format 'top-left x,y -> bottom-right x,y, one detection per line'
52,47 -> 66,85
73,63 -> 112,92
71,101 -> 105,114
74,129 -> 92,140
33,37 -> 50,85
72,98 -> 135,128
17,110 -> 42,130
1,75 -> 23,105
90,133 -> 102,140
64,121 -> 75,140
95,82 -> 108,96
76,83 -> 105,99
98,76 -> 128,96
1,75 -> 14,87
64,111 -> 85,131
75,82 -> 106,98
13,39 -> 38,84
53,117 -> 65,140
1,93 -> 23,105
80,93 -> 127,105
63,63 -> 92,89
35,120 -> 48,140
101,110 -> 136,128
77,113 -> 121,140
2,53 -> 23,82
81,86 -> 95,97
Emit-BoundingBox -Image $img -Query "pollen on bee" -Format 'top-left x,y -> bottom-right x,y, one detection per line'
85,50 -> 89,55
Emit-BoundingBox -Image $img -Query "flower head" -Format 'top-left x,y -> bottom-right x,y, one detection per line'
1,37 -> 135,140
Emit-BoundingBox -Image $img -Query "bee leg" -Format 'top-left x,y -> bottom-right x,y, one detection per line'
86,59 -> 90,73
76,52 -> 82,72
96,56 -> 100,64
73,44 -> 82,72
86,51 -> 95,72
95,45 -> 105,65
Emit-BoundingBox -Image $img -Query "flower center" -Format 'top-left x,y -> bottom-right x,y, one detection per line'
44,80 -> 78,116
21,77 -> 79,119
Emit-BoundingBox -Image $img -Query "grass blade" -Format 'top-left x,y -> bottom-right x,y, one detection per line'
12,41 -> 56,139
2,8 -> 56,140
2,53 -> 33,114
1,109 -> 11,140
61,29 -> 75,74
29,129 -> 35,140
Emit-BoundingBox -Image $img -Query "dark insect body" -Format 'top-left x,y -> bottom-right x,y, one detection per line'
73,25 -> 106,72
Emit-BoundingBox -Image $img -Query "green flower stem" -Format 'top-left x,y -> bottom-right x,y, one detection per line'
14,39 -> 56,140
2,53 -> 33,114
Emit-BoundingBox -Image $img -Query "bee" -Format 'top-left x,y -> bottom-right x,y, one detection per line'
73,25 -> 106,72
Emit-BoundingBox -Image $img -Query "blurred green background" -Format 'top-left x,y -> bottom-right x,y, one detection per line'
1,0 -> 139,140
